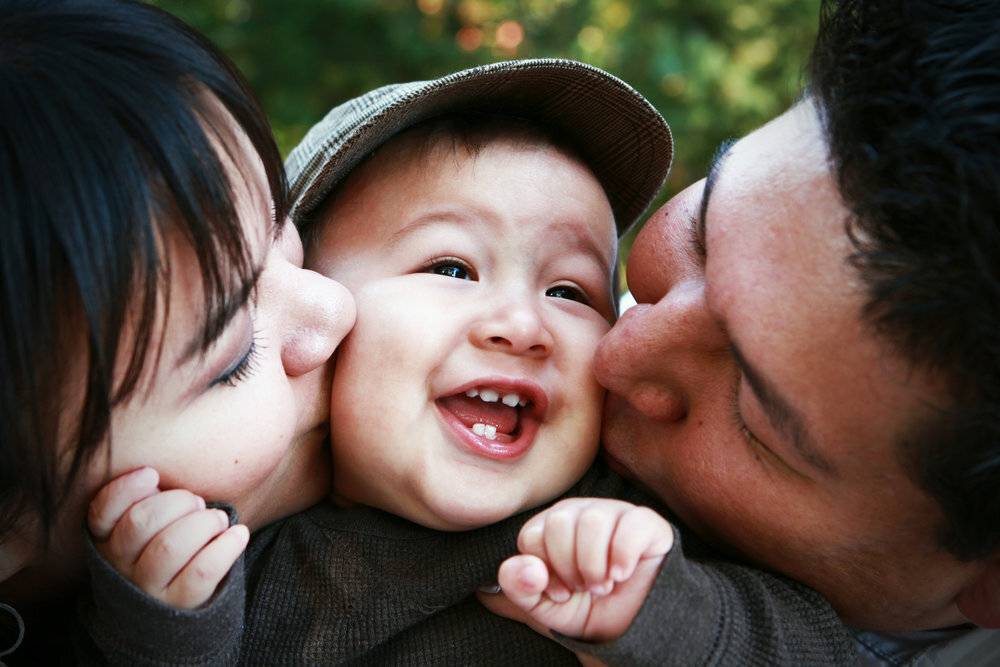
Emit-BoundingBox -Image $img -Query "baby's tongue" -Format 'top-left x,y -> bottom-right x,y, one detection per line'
438,393 -> 518,434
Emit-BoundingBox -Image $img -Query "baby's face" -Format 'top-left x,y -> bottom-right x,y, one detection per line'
308,132 -> 616,530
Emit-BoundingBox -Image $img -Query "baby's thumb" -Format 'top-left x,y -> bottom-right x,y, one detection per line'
497,554 -> 549,610
478,556 -> 556,638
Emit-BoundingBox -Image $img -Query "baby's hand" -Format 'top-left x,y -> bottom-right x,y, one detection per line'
493,497 -> 673,643
87,467 -> 249,609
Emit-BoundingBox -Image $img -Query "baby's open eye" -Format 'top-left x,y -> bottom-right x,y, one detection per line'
431,264 -> 469,280
546,284 -> 588,303
424,257 -> 475,281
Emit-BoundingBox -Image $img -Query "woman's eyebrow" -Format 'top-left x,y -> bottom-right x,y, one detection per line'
178,264 -> 263,368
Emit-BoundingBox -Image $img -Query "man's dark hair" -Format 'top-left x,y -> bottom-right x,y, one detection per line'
0,0 -> 288,541
809,0 -> 1000,559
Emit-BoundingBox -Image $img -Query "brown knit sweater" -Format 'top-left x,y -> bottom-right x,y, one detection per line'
77,461 -> 857,665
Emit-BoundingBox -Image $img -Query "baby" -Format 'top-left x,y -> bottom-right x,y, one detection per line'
304,112 -> 615,532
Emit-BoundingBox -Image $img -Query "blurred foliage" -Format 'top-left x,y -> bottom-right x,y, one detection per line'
152,0 -> 818,255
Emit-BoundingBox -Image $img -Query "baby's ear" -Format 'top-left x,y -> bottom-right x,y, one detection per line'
955,556 -> 1000,628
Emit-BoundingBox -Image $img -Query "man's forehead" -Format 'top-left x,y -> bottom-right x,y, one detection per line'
699,99 -> 885,477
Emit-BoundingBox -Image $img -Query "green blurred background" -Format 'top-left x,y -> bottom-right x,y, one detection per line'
152,0 -> 819,259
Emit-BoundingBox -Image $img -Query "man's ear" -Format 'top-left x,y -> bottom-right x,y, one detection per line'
955,557 -> 1000,628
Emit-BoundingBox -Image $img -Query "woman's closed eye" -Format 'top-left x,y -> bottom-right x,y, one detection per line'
212,330 -> 263,388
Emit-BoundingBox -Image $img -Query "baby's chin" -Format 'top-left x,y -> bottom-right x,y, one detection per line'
400,486 -> 566,532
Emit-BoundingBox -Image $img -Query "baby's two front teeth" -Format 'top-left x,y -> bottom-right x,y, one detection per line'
471,423 -> 498,440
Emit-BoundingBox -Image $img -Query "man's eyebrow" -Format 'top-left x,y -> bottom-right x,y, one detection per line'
693,139 -> 736,260
730,342 -> 839,477
178,264 -> 262,368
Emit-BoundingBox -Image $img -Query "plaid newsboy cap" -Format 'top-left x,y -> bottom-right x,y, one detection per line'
286,58 -> 672,237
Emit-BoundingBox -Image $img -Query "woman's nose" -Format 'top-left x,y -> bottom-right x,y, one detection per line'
469,294 -> 554,359
279,266 -> 355,377
271,224 -> 356,377
594,280 -> 726,423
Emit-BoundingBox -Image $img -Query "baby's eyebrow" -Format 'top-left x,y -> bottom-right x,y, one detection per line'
385,211 -> 471,248
549,220 -> 615,275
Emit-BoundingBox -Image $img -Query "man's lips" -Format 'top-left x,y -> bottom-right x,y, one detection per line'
600,392 -> 640,481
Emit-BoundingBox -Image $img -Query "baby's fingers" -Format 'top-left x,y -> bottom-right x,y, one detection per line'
519,522 -> 573,603
540,508 -> 579,577
101,489 -> 207,569
164,523 -> 249,609
87,467 -> 160,540
609,506 -> 674,582
575,504 -> 618,595
131,508 -> 232,600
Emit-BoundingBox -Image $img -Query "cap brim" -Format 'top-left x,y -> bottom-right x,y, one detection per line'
287,58 -> 672,235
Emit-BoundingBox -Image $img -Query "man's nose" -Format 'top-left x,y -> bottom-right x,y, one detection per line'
595,280 -> 725,423
625,181 -> 706,305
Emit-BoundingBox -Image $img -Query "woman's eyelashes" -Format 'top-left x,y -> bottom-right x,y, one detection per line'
212,329 -> 263,388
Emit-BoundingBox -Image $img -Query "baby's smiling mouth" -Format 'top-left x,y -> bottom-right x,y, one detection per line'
437,388 -> 530,442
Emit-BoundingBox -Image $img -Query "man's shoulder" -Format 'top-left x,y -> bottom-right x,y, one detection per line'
914,626 -> 1000,666
853,625 -> 1000,666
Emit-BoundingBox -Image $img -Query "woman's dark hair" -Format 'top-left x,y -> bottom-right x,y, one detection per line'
809,0 -> 1000,559
0,0 -> 289,541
